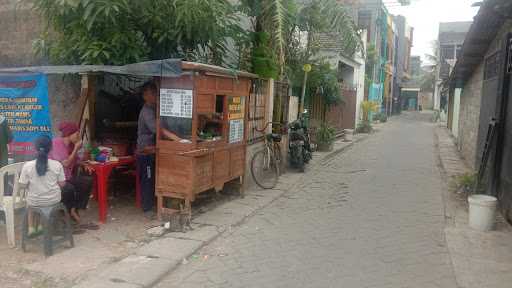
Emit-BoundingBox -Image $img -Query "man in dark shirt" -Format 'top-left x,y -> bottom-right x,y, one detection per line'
137,82 -> 182,219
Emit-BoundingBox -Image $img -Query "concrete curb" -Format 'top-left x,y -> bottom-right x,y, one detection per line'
320,133 -> 370,163
74,177 -> 306,287
73,133 -> 370,288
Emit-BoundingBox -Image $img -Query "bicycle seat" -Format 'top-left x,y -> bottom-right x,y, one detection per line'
270,133 -> 282,142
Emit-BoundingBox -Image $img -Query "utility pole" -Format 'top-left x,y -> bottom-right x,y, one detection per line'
300,64 -> 312,117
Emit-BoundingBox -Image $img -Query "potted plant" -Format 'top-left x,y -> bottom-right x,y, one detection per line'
316,123 -> 336,151
357,101 -> 379,134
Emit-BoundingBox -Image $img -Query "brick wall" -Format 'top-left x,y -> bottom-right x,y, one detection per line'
47,75 -> 83,134
457,62 -> 483,170
0,0 -> 43,67
457,22 -> 512,170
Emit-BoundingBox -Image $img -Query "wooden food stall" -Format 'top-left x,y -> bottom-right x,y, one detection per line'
156,62 -> 257,218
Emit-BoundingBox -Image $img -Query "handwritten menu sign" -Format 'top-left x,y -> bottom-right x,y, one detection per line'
160,89 -> 193,118
228,96 -> 245,120
229,119 -> 244,143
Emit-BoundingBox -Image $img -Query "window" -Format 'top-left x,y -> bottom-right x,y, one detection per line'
440,45 -> 455,61
456,45 -> 463,59
440,62 -> 451,79
159,88 -> 193,141
196,95 -> 224,142
484,52 -> 501,80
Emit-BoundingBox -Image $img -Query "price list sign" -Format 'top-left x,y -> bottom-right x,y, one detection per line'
229,119 -> 244,143
160,89 -> 193,118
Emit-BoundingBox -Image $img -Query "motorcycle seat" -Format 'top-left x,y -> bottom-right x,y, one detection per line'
268,133 -> 282,142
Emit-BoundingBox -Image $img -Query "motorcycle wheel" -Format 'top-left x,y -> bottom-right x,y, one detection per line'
304,151 -> 311,164
296,148 -> 305,172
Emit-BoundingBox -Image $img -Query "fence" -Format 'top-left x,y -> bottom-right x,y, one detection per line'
272,80 -> 290,133
247,79 -> 269,144
310,88 -> 357,134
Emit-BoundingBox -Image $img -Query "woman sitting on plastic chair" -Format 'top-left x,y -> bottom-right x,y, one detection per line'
49,122 -> 97,230
19,136 -> 66,236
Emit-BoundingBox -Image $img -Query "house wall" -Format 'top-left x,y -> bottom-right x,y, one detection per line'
457,22 -> 512,170
0,0 -> 43,67
288,96 -> 299,123
48,75 -> 83,134
419,91 -> 433,110
355,30 -> 367,124
457,62 -> 484,169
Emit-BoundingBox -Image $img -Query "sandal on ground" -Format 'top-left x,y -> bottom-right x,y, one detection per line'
28,227 -> 44,238
79,222 -> 100,230
72,228 -> 86,235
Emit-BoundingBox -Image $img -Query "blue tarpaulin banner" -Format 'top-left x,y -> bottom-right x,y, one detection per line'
0,73 -> 52,156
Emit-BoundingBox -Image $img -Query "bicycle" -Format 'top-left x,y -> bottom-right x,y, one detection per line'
250,122 -> 283,189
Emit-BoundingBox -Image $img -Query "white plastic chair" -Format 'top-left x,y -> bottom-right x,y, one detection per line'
0,162 -> 27,247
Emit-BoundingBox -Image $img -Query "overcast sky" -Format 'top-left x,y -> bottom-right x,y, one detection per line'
386,0 -> 480,61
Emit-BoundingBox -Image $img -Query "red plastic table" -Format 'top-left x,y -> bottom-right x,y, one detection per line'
86,156 -> 139,223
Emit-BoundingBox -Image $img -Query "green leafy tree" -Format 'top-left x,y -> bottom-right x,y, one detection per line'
240,0 -> 360,80
239,0 -> 296,77
286,0 -> 361,85
306,62 -> 342,107
32,0 -> 243,65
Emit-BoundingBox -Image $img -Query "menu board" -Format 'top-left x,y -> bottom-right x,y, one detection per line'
228,96 -> 245,120
160,89 -> 193,118
229,119 -> 244,143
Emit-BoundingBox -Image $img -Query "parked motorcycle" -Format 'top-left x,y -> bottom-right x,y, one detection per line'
288,117 -> 312,172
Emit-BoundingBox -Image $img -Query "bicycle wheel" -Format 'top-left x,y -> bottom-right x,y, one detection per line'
251,148 -> 279,189
273,143 -> 282,175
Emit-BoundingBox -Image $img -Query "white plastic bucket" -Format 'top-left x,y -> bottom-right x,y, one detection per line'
468,194 -> 497,231
344,129 -> 354,142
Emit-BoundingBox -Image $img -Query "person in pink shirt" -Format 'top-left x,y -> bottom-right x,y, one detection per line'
49,122 -> 95,227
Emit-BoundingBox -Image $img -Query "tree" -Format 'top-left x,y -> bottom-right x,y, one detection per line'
421,40 -> 439,92
240,0 -> 361,80
306,62 -> 343,107
239,0 -> 296,77
32,0 -> 243,66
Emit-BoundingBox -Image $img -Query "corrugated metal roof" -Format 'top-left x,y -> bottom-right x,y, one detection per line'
450,0 -> 512,86
439,21 -> 473,34
0,59 -> 183,77
0,59 -> 259,78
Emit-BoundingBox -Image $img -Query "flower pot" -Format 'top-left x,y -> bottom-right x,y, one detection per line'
317,142 -> 333,152
344,129 -> 354,142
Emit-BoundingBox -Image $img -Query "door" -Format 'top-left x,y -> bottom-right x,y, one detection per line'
494,34 -> 512,221
408,98 -> 415,110
452,88 -> 461,138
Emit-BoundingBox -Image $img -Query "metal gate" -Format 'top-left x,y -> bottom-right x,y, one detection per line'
272,80 -> 290,133
247,79 -> 269,144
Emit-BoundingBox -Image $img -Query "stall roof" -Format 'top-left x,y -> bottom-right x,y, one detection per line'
450,0 -> 512,86
0,59 -> 259,78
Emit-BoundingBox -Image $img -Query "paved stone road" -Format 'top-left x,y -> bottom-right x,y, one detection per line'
155,113 -> 458,288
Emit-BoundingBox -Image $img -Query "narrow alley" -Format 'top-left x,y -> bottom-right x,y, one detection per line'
155,112 -> 458,288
